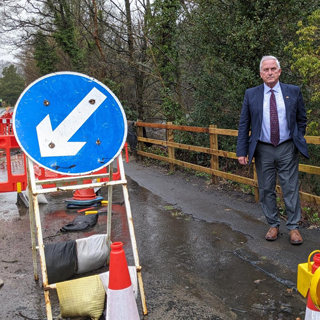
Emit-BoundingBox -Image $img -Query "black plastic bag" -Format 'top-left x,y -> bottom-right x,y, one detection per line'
44,240 -> 77,284
127,121 -> 138,152
61,214 -> 99,232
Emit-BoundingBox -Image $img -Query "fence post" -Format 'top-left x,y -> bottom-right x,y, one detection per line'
167,122 -> 175,172
209,125 -> 219,185
253,164 -> 259,202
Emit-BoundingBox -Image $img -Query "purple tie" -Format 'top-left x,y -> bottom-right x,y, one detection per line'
270,89 -> 280,146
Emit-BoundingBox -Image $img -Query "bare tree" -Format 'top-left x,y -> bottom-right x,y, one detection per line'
0,0 -> 166,120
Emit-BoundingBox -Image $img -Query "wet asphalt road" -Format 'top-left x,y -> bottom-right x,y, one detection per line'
1,156 -> 320,319
125,158 -> 319,319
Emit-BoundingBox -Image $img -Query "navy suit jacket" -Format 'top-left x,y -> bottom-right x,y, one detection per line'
236,82 -> 309,164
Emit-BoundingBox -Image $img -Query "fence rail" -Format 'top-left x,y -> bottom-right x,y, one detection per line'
135,121 -> 320,205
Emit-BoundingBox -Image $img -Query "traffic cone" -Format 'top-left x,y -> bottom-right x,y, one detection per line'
65,180 -> 103,207
305,292 -> 320,319
72,188 -> 97,200
73,179 -> 97,200
106,242 -> 139,320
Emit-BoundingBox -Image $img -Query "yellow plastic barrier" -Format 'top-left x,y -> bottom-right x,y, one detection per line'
297,250 -> 320,303
310,266 -> 320,309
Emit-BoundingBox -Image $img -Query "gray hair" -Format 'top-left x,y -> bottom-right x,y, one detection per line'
259,56 -> 281,71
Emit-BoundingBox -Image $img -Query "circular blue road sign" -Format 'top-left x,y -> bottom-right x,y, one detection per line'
13,72 -> 127,175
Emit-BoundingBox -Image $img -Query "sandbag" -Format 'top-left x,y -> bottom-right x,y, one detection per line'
61,214 -> 98,232
44,240 -> 77,284
76,234 -> 110,274
56,275 -> 105,320
24,184 -> 48,204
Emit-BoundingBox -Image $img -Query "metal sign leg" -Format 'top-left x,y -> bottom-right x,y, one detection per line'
27,157 -> 53,320
118,153 -> 148,315
106,163 -> 113,264
27,159 -> 38,281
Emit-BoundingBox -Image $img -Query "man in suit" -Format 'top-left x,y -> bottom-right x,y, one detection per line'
237,55 -> 309,245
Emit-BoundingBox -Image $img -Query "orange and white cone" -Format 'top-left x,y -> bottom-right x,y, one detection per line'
106,242 -> 139,320
305,292 -> 320,319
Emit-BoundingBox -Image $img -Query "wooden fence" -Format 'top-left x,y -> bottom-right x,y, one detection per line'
135,121 -> 320,205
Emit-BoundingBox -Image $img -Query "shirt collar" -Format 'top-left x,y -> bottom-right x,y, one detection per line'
264,81 -> 280,93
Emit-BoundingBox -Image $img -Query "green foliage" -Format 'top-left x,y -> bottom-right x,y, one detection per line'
162,89 -> 183,121
47,0 -> 86,71
287,9 -> 320,87
103,78 -> 122,97
103,78 -> 138,120
307,120 -> 320,136
34,31 -> 59,75
147,0 -> 183,121
181,0 -> 317,130
287,9 -> 320,200
277,197 -> 286,217
0,65 -> 25,106
303,207 -> 320,225
286,9 -> 320,135
149,0 -> 181,83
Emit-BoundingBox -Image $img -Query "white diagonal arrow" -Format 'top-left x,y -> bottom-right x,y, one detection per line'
36,87 -> 107,157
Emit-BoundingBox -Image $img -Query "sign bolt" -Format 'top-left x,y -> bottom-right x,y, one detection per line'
44,100 -> 50,106
49,142 -> 55,149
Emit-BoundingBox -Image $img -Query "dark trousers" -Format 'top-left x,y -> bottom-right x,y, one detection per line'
254,140 -> 301,230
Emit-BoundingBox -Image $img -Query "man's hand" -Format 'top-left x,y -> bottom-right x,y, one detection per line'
238,156 -> 248,165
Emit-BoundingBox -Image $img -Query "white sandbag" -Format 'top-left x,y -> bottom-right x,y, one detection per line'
76,234 -> 110,274
24,184 -> 48,204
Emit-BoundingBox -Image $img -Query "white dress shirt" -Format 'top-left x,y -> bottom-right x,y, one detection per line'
259,82 -> 291,144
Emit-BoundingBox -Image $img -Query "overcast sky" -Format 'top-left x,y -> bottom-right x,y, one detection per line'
0,1 -> 21,63
0,22 -> 18,62
0,32 -> 19,62
0,51 -> 17,63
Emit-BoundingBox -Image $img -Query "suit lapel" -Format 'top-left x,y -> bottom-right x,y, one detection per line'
280,83 -> 291,127
257,84 -> 264,126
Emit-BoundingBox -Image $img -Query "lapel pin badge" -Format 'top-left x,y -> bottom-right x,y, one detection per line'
286,96 -> 289,99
